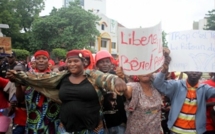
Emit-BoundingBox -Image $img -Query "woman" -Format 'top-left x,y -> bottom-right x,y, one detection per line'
58,50 -> 127,134
8,50 -> 61,134
82,49 -> 95,70
116,67 -> 163,134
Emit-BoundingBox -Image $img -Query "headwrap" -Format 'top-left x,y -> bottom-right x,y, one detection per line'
66,50 -> 85,59
48,59 -> 55,66
34,50 -> 50,59
82,49 -> 95,70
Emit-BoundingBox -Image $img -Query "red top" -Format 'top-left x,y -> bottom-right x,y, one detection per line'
204,79 -> 215,131
14,108 -> 27,126
0,77 -> 9,111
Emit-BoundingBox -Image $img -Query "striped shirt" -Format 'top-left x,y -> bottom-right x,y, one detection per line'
171,82 -> 198,134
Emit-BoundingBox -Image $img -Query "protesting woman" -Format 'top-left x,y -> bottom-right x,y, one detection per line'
116,67 -> 163,134
58,50 -> 127,134
7,50 -> 61,134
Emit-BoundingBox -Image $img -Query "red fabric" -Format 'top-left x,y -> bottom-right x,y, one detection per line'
0,91 -> 9,110
59,61 -> 65,66
0,77 -> 9,89
0,78 -> 9,109
204,79 -> 215,131
13,108 -> 27,126
34,50 -> 50,59
82,49 -> 95,70
66,50 -> 85,58
34,69 -> 50,107
48,59 -> 55,66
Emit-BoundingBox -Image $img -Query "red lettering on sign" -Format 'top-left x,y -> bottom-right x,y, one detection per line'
121,31 -> 158,46
120,55 -> 153,71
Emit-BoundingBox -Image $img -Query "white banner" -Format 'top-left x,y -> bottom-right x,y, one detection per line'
168,30 -> 215,72
118,22 -> 163,75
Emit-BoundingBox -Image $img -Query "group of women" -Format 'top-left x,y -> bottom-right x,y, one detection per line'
4,49 -> 170,134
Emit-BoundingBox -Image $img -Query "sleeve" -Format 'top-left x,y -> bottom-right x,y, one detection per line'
204,85 -> 215,100
0,77 -> 9,89
124,82 -> 140,112
152,72 -> 179,99
86,69 -> 119,94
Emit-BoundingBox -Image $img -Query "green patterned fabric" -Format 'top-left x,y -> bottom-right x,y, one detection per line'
13,69 -> 120,105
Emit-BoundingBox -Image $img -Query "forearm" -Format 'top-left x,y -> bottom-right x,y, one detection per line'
15,84 -> 25,102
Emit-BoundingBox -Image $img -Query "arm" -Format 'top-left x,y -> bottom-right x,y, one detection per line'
15,84 -> 26,103
124,86 -> 132,100
86,69 -> 126,95
205,85 -> 215,100
153,72 -> 178,98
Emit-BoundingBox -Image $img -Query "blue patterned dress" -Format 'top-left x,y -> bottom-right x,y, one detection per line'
25,86 -> 60,134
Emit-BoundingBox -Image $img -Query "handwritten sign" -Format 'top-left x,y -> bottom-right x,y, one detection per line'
0,37 -> 12,53
168,30 -> 215,72
118,22 -> 163,75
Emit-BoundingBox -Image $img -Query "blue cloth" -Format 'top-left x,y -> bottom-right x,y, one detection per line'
153,72 -> 215,134
12,125 -> 25,134
105,125 -> 125,134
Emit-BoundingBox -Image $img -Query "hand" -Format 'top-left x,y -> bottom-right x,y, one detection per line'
6,70 -> 16,82
8,101 -> 17,116
58,65 -> 68,71
162,48 -> 171,73
115,67 -> 125,79
10,101 -> 17,109
114,78 -> 127,94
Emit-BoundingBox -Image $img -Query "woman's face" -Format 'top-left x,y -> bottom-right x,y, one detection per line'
31,61 -> 36,69
84,57 -> 90,67
66,57 -> 84,74
137,73 -> 153,82
35,55 -> 49,71
48,63 -> 53,69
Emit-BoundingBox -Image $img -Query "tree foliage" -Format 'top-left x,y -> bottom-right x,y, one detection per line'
51,48 -> 67,59
162,31 -> 168,47
204,9 -> 215,30
12,49 -> 30,60
0,0 -> 45,50
30,0 -> 100,52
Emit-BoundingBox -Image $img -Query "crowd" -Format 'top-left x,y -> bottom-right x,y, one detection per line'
0,48 -> 215,134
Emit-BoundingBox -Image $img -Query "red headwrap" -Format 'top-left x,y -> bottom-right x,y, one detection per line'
66,50 -> 85,59
34,50 -> 50,59
82,49 -> 95,70
48,59 -> 55,66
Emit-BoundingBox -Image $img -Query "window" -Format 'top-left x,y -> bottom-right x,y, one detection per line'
112,42 -> 116,49
89,42 -> 95,47
101,40 -> 107,48
101,24 -> 105,30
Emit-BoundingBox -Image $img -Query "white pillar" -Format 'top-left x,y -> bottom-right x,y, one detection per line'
0,29 -> 3,37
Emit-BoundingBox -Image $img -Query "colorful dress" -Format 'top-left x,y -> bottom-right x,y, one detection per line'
125,82 -> 162,134
25,87 -> 60,134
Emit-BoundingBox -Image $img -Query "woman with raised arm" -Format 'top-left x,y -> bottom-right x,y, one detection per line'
116,67 -> 163,134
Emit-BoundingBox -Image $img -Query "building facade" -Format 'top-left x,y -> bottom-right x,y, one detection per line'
89,13 -> 124,54
193,18 -> 208,30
